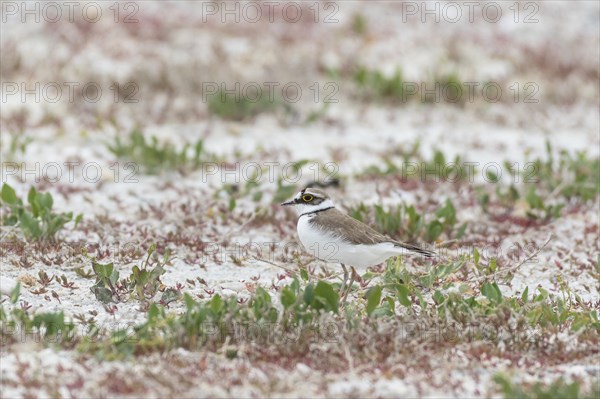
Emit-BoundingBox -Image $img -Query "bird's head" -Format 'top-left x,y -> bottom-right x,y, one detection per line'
281,187 -> 334,215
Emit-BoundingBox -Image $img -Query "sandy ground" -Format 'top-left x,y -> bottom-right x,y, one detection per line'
1,1 -> 599,397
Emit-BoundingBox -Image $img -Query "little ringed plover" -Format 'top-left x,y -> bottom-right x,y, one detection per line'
282,187 -> 434,296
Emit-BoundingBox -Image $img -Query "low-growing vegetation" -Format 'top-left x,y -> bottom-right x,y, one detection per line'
359,141 -> 599,224
359,144 -> 471,183
89,244 -> 177,307
1,132 -> 32,163
0,183 -> 81,241
207,88 -> 284,121
493,374 -> 600,399
349,199 -> 467,242
107,129 -> 207,174
520,141 -> 600,202
2,252 -> 598,363
348,66 -> 472,105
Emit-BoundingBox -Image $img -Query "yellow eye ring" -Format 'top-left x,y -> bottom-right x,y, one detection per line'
302,194 -> 314,202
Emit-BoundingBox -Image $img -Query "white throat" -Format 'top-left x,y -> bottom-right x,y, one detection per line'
296,199 -> 335,216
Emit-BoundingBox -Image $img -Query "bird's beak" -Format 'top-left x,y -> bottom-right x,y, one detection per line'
281,199 -> 295,206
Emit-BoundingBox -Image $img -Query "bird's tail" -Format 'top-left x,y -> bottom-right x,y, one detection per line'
395,242 -> 436,258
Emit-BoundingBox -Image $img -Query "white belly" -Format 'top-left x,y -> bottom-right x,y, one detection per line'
297,215 -> 402,268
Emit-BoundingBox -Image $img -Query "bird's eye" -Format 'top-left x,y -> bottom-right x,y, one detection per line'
302,194 -> 314,202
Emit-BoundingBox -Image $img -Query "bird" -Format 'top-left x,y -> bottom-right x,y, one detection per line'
281,187 -> 435,298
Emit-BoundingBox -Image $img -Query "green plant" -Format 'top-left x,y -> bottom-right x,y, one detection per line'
3,263 -> 599,362
477,142 -> 598,220
0,284 -> 77,347
372,252 -> 600,343
2,133 -> 32,162
493,374 -> 598,399
354,66 -> 407,102
434,73 -> 466,105
207,88 -> 281,121
524,186 -> 564,220
0,183 -> 81,241
525,141 -> 600,202
89,260 -> 122,303
80,278 -> 344,359
280,279 -> 340,321
359,147 -> 470,183
89,244 -> 172,304
129,244 -> 171,302
349,199 -> 466,242
351,13 -> 367,34
107,129 -> 206,174
377,256 -> 466,312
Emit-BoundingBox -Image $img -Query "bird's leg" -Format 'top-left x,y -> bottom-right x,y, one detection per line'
340,263 -> 348,295
342,266 -> 359,303
351,266 -> 362,285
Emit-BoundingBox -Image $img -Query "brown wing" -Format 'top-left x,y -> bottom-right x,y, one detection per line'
311,209 -> 435,257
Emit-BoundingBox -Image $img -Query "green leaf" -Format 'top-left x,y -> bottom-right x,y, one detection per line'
473,248 -> 480,267
289,278 -> 300,294
91,286 -> 114,303
280,287 -> 296,309
3,215 -> 18,226
521,286 -> 529,302
481,282 -> 502,304
526,187 -> 544,209
365,286 -> 382,315
385,296 -> 396,314
432,290 -> 445,305
535,287 -> 549,302
313,281 -> 339,313
46,214 -> 70,238
9,282 -> 21,304
456,223 -> 468,239
19,212 -> 42,238
396,284 -> 411,307
228,197 -> 236,211
300,268 -> 309,281
27,187 -> 40,216
303,283 -> 315,305
427,220 -> 443,241
109,269 -> 120,286
148,264 -> 166,282
253,287 -> 271,308
488,258 -> 497,273
93,262 -> 114,280
184,293 -> 196,310
209,294 -> 224,314
37,192 -> 53,211
148,303 -> 160,320
1,184 -> 18,205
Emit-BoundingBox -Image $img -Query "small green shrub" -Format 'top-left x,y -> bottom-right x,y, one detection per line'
107,129 -> 206,174
354,66 -> 407,102
89,244 -> 172,305
207,88 -> 281,121
525,141 -> 599,201
350,199 -> 466,242
2,133 -> 32,162
493,374 -> 598,399
0,183 -> 81,241
0,284 -> 77,347
360,147 -> 469,183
